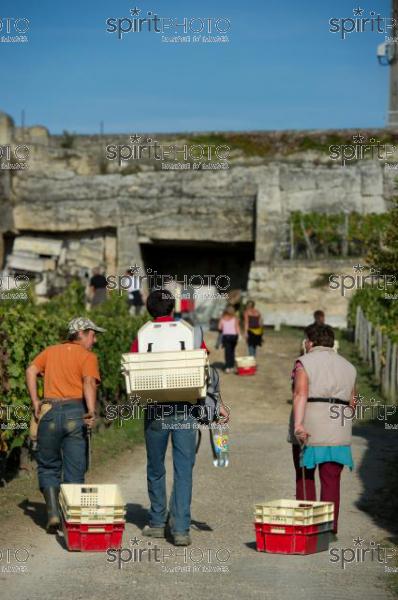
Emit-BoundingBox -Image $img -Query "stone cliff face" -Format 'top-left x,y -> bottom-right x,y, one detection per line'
11,169 -> 256,240
0,112 -> 395,325
6,160 -> 389,248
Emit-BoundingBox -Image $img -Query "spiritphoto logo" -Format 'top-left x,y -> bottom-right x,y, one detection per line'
0,404 -> 30,431
385,33 -> 398,44
106,265 -> 231,296
106,536 -> 230,572
329,537 -> 397,569
0,16 -> 29,43
0,547 -> 29,574
385,290 -> 398,300
0,274 -> 30,301
329,7 -> 394,40
329,133 -> 396,166
106,7 -> 230,44
105,399 -> 231,427
329,394 -> 397,427
329,264 -> 396,297
106,135 -> 230,171
0,144 -> 30,170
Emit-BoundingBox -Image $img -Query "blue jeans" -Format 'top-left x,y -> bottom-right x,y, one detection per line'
144,406 -> 197,534
248,345 -> 256,357
36,401 -> 87,489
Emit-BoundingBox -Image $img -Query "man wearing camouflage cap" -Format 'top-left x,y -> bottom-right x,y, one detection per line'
26,317 -> 105,532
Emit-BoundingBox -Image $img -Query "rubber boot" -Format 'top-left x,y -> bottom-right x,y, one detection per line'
43,487 -> 60,533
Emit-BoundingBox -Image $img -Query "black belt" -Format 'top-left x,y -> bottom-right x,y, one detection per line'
308,397 -> 349,406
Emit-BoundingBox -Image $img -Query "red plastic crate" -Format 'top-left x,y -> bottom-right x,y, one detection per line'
237,366 -> 256,376
254,521 -> 332,554
62,518 -> 125,552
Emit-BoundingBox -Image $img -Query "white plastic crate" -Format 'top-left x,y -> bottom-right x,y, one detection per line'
235,356 -> 256,368
121,349 -> 209,403
60,484 -> 125,511
254,499 -> 334,526
59,495 -> 126,524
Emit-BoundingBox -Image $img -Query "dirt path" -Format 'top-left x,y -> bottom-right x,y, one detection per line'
0,331 -> 395,600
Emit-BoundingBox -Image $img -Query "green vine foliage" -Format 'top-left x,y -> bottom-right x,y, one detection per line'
289,211 -> 390,258
368,198 -> 398,280
348,287 -> 398,342
348,199 -> 398,342
0,282 -> 147,454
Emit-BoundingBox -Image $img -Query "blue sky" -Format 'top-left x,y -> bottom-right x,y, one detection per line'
0,0 -> 392,133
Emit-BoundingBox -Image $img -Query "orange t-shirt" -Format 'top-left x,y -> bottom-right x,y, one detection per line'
31,342 -> 101,399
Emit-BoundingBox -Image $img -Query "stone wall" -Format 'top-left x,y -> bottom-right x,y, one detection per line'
248,261 -> 356,329
0,112 -> 395,322
6,161 -> 390,256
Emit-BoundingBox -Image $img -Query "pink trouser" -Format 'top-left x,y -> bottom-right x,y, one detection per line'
292,444 -> 343,533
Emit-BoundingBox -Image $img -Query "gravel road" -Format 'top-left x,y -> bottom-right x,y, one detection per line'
0,332 -> 395,600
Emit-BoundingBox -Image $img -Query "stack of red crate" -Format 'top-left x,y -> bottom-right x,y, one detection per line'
235,356 -> 257,376
60,484 -> 126,552
253,499 -> 334,555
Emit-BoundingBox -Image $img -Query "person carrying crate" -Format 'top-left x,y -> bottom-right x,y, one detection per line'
25,317 -> 105,533
129,289 -> 228,546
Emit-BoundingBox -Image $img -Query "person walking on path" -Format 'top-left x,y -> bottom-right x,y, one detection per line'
88,267 -> 108,308
301,310 -> 339,355
25,317 -> 104,533
243,300 -> 263,358
218,304 -> 240,373
129,289 -> 229,546
288,323 -> 357,534
125,268 -> 145,315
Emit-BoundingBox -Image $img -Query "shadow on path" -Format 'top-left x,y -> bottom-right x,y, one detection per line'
353,422 -> 398,544
125,502 -> 148,528
18,498 -> 47,532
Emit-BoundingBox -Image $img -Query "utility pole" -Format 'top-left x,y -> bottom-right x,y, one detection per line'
21,109 -> 25,139
388,0 -> 398,127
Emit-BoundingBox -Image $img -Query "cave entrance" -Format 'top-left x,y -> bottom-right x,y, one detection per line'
140,240 -> 254,292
